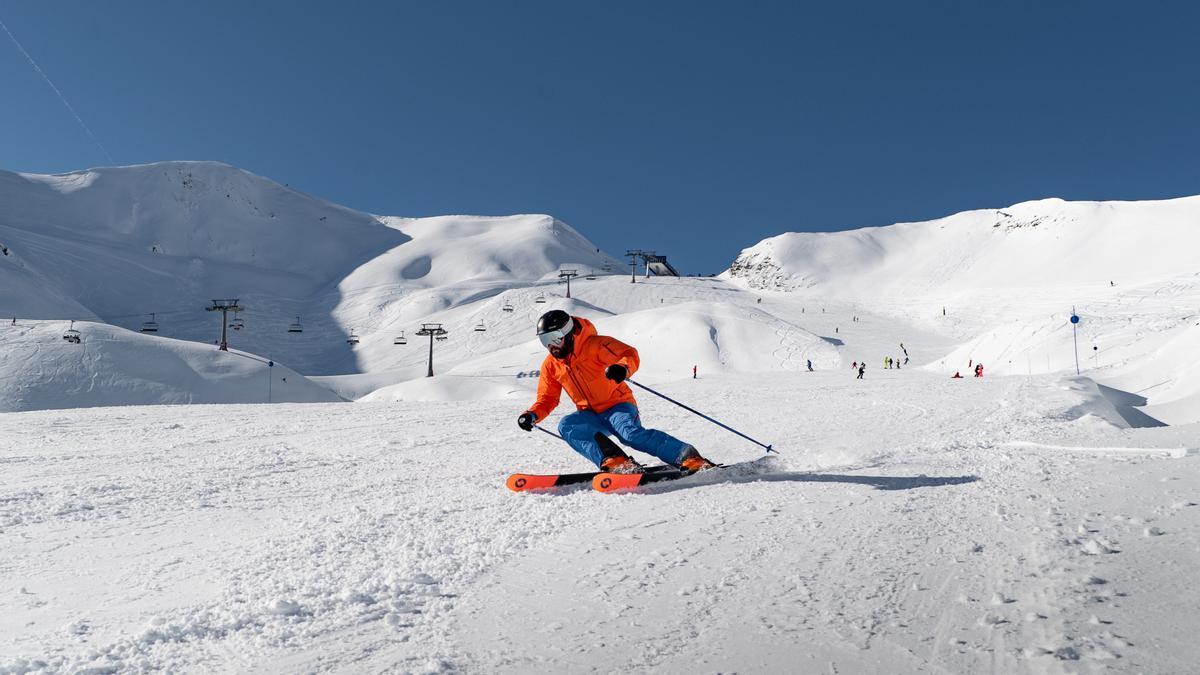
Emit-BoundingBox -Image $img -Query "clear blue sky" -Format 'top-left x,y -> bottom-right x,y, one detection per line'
3,1 -> 1198,273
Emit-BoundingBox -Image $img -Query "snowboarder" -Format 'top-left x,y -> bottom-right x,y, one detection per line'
951,371 -> 963,379
517,310 -> 716,475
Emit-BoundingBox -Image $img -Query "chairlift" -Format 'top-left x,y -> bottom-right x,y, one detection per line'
230,317 -> 245,331
501,302 -> 514,313
288,316 -> 303,333
347,330 -> 360,345
141,313 -> 159,333
63,320 -> 82,344
394,330 -> 407,345
535,293 -> 546,304
474,321 -> 486,332
436,335 -> 448,342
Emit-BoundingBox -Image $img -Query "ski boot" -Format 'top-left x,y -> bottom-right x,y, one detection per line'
600,454 -> 644,474
596,433 -> 643,474
676,447 -> 718,474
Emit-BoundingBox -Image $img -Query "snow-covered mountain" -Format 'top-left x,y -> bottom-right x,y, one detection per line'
4,160 -> 1200,426
0,162 -> 630,409
4,163 -> 1200,673
724,196 -> 1200,424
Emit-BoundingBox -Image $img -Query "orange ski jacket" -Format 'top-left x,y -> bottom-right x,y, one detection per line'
526,316 -> 639,422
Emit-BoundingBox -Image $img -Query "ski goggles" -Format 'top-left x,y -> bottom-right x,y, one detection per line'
537,317 -> 574,348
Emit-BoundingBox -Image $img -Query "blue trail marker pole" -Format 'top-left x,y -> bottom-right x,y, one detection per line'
1070,309 -> 1080,376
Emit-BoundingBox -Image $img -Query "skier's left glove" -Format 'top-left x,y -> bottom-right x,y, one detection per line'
604,364 -> 627,383
517,411 -> 537,431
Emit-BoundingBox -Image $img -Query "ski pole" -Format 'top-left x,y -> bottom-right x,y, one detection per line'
626,378 -> 776,453
535,424 -> 564,441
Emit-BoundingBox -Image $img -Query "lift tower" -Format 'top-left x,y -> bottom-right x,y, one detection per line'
206,299 -> 242,351
559,269 -> 578,298
416,323 -> 448,377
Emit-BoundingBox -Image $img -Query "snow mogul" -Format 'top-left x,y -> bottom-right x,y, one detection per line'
517,309 -> 717,475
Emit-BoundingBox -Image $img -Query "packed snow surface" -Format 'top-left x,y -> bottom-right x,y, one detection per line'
3,369 -> 1197,673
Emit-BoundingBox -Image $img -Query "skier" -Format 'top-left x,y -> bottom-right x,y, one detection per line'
951,371 -> 963,379
857,363 -> 866,379
517,310 -> 716,474
692,364 -> 697,379
975,363 -> 984,378
852,360 -> 858,370
806,359 -> 813,372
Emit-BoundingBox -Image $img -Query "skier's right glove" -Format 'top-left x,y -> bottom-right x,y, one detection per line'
517,411 -> 537,432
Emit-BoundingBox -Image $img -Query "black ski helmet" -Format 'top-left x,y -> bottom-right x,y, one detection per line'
536,309 -> 572,336
536,309 -> 577,353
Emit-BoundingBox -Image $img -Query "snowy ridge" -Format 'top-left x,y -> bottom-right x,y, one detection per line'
724,195 -> 1200,424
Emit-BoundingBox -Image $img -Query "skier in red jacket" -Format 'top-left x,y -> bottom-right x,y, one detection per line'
517,310 -> 716,474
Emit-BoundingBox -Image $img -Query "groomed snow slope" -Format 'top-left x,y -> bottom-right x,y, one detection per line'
3,371 -> 1197,673
723,195 -> 1200,424
0,320 -> 340,411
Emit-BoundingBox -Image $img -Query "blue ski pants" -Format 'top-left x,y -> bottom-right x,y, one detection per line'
558,402 -> 692,468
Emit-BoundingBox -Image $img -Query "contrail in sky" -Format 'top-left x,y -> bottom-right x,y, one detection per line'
0,16 -> 115,164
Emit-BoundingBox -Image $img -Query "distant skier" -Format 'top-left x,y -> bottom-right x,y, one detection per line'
894,357 -> 901,370
852,361 -> 857,370
692,364 -> 697,379
517,310 -> 716,474
951,371 -> 963,379
975,363 -> 984,378
857,363 -> 866,379
806,359 -> 813,372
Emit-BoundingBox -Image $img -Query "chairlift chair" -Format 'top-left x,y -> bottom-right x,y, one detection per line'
535,293 -> 546,304
63,320 -> 82,344
501,302 -> 514,312
474,322 -> 486,332
394,331 -> 407,345
436,335 -> 448,341
347,330 -> 360,345
141,313 -> 159,333
288,316 -> 303,333
230,317 -> 245,331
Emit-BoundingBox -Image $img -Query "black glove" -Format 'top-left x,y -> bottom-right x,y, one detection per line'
604,364 -> 627,383
517,411 -> 537,431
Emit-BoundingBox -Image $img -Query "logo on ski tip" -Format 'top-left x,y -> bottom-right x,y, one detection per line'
514,478 -> 527,489
599,477 -> 612,489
